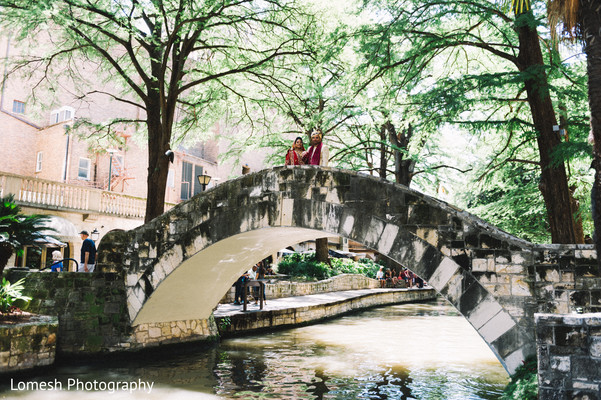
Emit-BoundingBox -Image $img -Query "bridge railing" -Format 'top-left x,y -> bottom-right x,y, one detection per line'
0,171 -> 173,219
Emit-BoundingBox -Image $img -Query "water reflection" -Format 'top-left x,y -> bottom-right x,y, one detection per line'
1,299 -> 508,400
213,300 -> 508,399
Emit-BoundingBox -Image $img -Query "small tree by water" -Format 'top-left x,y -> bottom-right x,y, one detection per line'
0,195 -> 53,277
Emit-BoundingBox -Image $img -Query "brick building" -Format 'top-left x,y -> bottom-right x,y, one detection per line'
0,35 -> 225,270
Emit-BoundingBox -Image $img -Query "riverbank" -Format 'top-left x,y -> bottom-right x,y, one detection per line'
214,287 -> 437,336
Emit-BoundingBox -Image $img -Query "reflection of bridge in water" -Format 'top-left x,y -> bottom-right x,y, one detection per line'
97,166 -> 599,374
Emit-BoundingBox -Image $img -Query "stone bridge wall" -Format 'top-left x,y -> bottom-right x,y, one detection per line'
536,313 -> 601,399
5,270 -> 217,355
93,166 -> 600,373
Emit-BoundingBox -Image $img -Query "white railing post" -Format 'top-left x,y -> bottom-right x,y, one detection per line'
89,190 -> 102,212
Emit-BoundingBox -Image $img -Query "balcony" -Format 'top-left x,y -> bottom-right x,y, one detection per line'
0,172 -> 171,220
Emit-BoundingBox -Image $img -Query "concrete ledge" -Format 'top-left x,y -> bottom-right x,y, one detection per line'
215,288 -> 437,336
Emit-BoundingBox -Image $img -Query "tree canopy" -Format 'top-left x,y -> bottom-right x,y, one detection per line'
0,0 -> 596,244
0,0 -> 315,221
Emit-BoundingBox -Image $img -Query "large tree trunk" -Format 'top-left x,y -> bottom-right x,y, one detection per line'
378,124 -> 388,179
581,0 -> 601,266
386,121 -> 414,187
315,238 -> 330,264
515,13 -> 581,243
144,98 -> 171,223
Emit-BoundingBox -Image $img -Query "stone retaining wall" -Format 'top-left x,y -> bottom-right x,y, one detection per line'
220,274 -> 380,303
0,315 -> 58,374
216,288 -> 437,336
536,312 -> 601,399
131,317 -> 218,348
6,270 -> 131,354
4,270 -> 218,354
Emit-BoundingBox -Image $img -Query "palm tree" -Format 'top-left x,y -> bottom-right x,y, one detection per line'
0,195 -> 53,276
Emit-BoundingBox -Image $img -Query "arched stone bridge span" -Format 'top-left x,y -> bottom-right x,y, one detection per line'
98,166 -> 599,374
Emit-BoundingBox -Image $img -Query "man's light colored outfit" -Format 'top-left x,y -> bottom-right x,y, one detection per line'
304,142 -> 329,166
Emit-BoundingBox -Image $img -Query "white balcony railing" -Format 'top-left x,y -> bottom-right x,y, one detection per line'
0,172 -> 159,219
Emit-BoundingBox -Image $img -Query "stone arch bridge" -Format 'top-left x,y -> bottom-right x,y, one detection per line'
98,166 -> 599,374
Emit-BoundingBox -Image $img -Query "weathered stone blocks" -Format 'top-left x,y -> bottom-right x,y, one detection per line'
0,315 -> 58,374
536,313 -> 601,400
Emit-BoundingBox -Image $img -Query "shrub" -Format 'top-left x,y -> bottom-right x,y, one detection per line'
277,253 -> 383,281
502,356 -> 538,400
0,277 -> 31,314
277,253 -> 332,280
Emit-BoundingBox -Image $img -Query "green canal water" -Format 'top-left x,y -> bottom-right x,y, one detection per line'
1,299 -> 509,399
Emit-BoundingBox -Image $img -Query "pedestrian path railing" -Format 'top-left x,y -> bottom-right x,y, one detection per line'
0,171 -> 174,219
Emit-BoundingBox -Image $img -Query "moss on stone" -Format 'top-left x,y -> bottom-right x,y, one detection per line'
85,335 -> 104,349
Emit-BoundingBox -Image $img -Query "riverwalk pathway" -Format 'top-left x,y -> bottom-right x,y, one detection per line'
213,287 -> 437,336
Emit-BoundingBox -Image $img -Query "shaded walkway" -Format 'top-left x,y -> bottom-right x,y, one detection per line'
213,287 -> 432,317
213,287 -> 438,336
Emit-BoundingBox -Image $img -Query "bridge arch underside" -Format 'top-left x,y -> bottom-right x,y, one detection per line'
133,229 -> 531,375
121,167 -> 539,374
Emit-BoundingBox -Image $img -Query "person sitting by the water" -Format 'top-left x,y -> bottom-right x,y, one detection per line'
401,268 -> 414,288
385,268 -> 393,287
398,269 -> 405,287
389,267 -> 398,287
376,266 -> 385,288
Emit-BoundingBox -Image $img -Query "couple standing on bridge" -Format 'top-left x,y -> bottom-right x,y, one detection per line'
285,129 -> 329,167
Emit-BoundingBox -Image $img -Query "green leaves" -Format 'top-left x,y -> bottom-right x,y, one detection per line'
276,252 -> 382,281
0,277 -> 32,314
0,195 -> 55,275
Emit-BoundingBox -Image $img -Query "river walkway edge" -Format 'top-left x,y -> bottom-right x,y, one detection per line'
213,287 -> 438,337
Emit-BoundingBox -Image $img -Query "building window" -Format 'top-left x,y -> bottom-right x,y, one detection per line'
180,162 -> 192,200
12,100 -> 25,114
180,162 -> 204,200
167,169 -> 175,188
78,158 -> 90,180
36,152 -> 43,172
50,106 -> 75,124
193,164 -> 204,196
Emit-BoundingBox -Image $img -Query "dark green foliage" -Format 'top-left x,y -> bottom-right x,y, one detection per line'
277,253 -> 382,280
0,195 -> 54,276
465,165 -> 551,243
277,253 -> 333,280
502,355 -> 538,400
